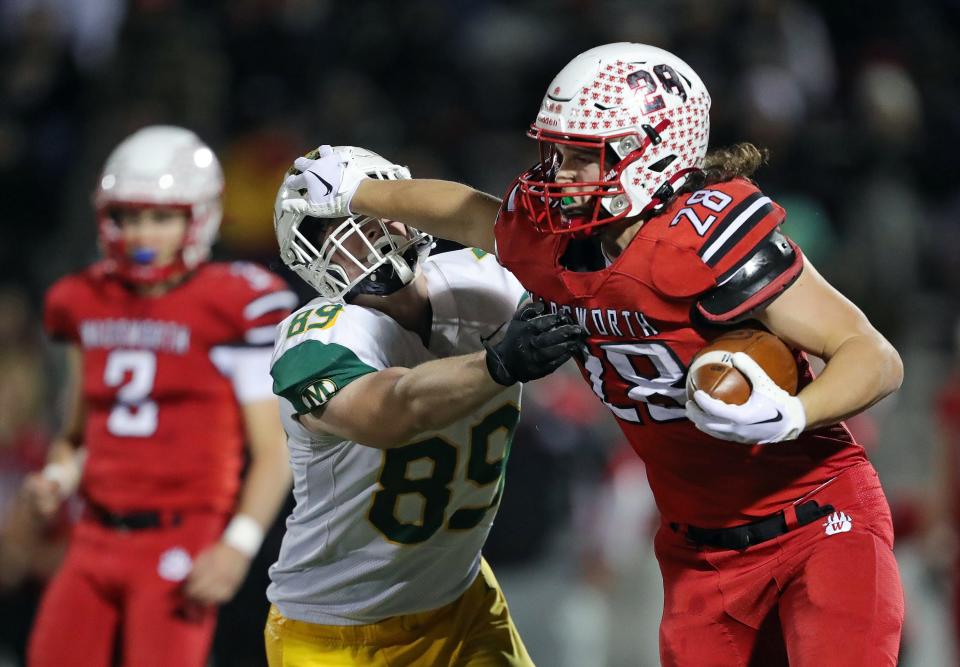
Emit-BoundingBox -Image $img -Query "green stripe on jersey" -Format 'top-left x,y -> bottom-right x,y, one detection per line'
271,340 -> 377,415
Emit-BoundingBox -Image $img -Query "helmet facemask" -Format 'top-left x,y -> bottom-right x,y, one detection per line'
520,119 -> 696,236
289,213 -> 432,300
97,201 -> 214,285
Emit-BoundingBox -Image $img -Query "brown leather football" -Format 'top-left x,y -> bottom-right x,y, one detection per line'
686,329 -> 798,405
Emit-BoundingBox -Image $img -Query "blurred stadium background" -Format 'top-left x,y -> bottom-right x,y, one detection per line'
1,0 -> 959,665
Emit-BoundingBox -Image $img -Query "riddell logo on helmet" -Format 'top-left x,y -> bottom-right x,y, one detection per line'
537,114 -> 560,128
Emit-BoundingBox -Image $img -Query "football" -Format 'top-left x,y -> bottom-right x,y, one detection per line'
686,329 -> 798,405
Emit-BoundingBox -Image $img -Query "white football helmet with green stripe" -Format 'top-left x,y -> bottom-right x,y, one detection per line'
274,146 -> 432,300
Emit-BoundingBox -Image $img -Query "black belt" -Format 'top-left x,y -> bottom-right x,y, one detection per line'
671,500 -> 835,551
87,503 -> 182,531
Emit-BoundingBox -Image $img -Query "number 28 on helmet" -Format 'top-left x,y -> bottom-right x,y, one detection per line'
518,43 -> 712,235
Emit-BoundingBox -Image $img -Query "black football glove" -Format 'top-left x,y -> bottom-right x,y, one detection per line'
484,301 -> 585,386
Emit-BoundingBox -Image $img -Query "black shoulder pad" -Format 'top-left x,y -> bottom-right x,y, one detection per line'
696,230 -> 802,324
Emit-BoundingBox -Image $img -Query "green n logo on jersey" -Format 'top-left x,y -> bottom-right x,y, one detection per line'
301,378 -> 338,409
470,248 -> 489,260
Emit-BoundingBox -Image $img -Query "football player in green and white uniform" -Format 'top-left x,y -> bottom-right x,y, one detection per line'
264,146 -> 583,667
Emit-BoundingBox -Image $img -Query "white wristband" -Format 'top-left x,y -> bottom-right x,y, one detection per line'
222,514 -> 264,558
42,462 -> 80,498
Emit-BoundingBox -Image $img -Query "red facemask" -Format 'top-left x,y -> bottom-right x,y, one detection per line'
517,119 -> 692,236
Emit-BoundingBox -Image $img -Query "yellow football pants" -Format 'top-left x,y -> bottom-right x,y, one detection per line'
264,559 -> 535,666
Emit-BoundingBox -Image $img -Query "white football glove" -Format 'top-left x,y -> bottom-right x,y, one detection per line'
685,352 -> 806,444
281,145 -> 369,218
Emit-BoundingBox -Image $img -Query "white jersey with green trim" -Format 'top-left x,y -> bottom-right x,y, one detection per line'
267,249 -> 526,625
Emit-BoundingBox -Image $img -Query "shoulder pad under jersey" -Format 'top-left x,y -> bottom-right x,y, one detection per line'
651,178 -> 788,298
696,229 -> 804,323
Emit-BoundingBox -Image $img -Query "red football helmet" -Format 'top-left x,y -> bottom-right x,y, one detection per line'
518,43 -> 711,235
94,125 -> 223,284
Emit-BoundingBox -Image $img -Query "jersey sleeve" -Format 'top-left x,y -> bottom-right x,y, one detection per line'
43,276 -> 82,343
461,248 -> 527,322
651,179 -> 804,322
270,304 -> 392,416
424,248 -> 528,357
219,262 -> 299,347
209,346 -> 276,405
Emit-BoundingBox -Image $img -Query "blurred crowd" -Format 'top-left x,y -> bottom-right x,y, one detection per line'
1,0 -> 959,665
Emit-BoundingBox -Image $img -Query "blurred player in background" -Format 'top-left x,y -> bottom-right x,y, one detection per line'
284,43 -> 905,666
930,320 -> 960,651
263,146 -> 582,666
22,126 -> 294,667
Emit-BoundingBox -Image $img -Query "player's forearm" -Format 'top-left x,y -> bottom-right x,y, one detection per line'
232,443 -> 292,531
220,436 -> 290,559
352,179 -> 498,252
224,399 -> 292,557
391,351 -> 504,443
798,334 -> 903,430
51,344 -> 85,466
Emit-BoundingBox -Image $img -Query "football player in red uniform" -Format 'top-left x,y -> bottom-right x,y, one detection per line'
282,44 -> 906,666
22,126 -> 295,667
932,338 -> 960,654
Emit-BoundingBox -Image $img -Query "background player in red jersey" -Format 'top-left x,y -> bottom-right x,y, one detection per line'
283,43 -> 906,667
21,125 -> 294,667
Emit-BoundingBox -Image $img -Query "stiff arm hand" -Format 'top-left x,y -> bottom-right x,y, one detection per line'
281,145 -> 370,218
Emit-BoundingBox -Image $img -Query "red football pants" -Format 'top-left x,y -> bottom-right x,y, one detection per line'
28,511 -> 227,667
655,463 -> 904,667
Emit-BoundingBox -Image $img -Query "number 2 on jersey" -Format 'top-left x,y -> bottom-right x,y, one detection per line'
104,350 -> 158,437
368,404 -> 519,544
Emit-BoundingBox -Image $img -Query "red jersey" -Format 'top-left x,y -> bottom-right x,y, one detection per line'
496,177 -> 867,526
44,261 -> 295,513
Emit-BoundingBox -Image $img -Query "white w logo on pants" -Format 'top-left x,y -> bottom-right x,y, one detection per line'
822,511 -> 853,535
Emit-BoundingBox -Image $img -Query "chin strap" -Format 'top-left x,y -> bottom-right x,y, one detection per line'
371,234 -> 418,285
386,249 -> 416,285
